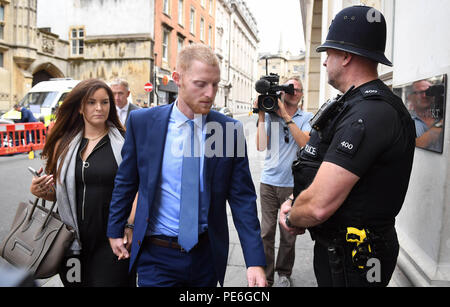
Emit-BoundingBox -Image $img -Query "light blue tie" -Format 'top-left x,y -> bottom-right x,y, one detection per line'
178,120 -> 199,251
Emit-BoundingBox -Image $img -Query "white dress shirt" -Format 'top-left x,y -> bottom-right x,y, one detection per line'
116,103 -> 129,126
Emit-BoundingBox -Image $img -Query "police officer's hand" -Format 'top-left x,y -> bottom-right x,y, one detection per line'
280,200 -> 306,236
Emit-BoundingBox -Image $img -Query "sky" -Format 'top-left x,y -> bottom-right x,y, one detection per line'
244,0 -> 305,54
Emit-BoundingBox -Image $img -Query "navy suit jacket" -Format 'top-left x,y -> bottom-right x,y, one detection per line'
107,103 -> 266,285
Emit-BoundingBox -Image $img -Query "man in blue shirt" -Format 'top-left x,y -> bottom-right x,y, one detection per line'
408,80 -> 444,151
255,76 -> 312,287
108,44 -> 267,287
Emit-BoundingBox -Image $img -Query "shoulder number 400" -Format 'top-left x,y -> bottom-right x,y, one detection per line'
341,141 -> 354,150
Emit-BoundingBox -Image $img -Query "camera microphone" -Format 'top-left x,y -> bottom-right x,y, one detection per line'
255,79 -> 271,94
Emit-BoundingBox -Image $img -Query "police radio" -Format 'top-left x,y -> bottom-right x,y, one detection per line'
309,85 -> 355,131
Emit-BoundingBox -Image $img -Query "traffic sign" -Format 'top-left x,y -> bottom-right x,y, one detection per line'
144,82 -> 153,92
162,75 -> 169,86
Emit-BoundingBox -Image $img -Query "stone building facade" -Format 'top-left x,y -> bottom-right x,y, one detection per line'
257,51 -> 305,84
214,0 -> 258,114
0,0 -> 156,113
1,0 -> 260,115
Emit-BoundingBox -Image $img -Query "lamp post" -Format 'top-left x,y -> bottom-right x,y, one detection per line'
223,82 -> 232,108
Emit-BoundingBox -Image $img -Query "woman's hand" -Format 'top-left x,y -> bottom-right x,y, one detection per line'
123,227 -> 133,251
30,167 -> 56,201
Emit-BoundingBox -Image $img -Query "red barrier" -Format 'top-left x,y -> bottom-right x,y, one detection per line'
0,122 -> 46,155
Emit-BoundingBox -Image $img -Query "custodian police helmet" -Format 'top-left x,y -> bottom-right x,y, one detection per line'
316,5 -> 392,67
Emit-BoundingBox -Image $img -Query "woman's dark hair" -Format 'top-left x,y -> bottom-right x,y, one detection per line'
43,79 -> 125,181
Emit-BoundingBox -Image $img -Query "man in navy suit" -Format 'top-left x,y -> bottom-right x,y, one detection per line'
13,104 -> 37,123
13,104 -> 37,144
107,44 -> 267,287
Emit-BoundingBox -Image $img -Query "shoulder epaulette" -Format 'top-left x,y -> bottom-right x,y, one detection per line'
360,87 -> 385,99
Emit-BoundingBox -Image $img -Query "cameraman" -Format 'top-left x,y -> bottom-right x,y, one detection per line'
254,76 -> 313,287
409,80 -> 444,151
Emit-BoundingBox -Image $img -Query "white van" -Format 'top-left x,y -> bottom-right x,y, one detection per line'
1,78 -> 80,125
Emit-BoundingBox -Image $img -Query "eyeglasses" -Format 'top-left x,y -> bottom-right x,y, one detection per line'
283,126 -> 289,143
412,90 -> 427,96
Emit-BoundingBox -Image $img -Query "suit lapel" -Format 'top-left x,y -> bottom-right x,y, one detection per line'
146,104 -> 174,198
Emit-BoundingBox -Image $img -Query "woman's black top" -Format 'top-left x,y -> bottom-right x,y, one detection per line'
64,134 -> 135,287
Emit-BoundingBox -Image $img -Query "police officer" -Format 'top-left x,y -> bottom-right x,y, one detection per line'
279,6 -> 416,287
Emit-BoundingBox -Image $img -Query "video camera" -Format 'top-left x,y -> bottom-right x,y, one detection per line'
254,73 -> 295,113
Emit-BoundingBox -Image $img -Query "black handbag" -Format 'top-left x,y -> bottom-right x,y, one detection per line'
0,197 -> 74,279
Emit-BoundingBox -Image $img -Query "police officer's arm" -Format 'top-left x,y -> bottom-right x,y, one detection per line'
287,162 -> 359,228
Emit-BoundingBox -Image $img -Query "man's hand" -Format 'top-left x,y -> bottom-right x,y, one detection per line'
253,98 -> 258,110
276,98 -> 291,122
247,266 -> 268,287
109,237 -> 130,260
279,200 -> 306,236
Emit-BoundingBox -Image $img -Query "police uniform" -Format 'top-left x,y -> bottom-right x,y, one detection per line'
293,79 -> 415,286
291,6 -> 416,287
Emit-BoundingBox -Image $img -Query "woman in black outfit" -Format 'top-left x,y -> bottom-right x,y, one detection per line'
30,79 -> 136,287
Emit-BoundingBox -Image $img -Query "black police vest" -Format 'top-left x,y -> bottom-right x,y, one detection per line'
292,80 -> 415,229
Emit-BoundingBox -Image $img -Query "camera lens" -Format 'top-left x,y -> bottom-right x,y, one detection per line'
261,96 -> 276,111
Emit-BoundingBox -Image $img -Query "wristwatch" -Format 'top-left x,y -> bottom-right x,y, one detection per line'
125,223 -> 134,230
285,213 -> 294,228
285,120 -> 294,126
286,196 -> 294,206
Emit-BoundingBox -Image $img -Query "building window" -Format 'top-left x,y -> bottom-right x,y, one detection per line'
178,0 -> 184,26
162,29 -> 170,63
209,0 -> 213,15
178,36 -> 184,52
190,7 -> 195,35
163,0 -> 170,16
200,17 -> 205,41
208,25 -> 212,46
70,26 -> 85,56
201,0 -> 206,8
0,52 -> 3,68
0,5 -> 5,40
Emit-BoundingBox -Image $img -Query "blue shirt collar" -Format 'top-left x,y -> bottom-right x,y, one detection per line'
173,100 -> 206,129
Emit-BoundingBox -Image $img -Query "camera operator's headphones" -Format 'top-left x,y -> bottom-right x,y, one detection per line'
316,5 -> 392,67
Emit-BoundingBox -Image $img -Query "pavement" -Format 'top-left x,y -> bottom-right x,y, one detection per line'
39,113 -> 412,287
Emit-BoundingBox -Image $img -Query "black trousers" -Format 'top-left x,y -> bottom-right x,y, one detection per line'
313,227 -> 399,287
